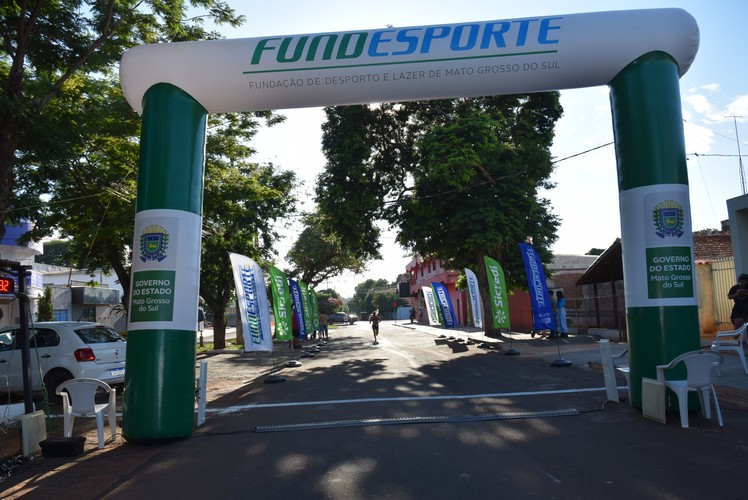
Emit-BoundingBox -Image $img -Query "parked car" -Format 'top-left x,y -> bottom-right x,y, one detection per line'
347,314 -> 358,324
328,312 -> 349,324
0,322 -> 126,401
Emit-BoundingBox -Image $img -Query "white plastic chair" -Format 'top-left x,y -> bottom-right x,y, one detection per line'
655,350 -> 723,429
56,378 -> 117,449
710,323 -> 748,375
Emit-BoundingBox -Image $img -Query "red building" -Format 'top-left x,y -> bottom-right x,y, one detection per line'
405,253 -> 597,333
405,256 -> 464,325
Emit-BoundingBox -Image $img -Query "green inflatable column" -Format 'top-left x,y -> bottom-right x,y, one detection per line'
123,83 -> 207,441
609,52 -> 700,409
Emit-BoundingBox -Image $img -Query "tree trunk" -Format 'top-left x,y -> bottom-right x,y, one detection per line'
0,124 -> 22,240
109,247 -> 131,312
212,311 -> 226,350
235,301 -> 244,346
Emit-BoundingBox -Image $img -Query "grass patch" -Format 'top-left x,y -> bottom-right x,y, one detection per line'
196,342 -> 243,353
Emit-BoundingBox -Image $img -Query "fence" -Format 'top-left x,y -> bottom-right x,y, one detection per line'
566,293 -> 627,341
710,257 -> 736,331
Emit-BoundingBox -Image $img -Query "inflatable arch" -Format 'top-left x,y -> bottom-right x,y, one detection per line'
120,8 -> 700,440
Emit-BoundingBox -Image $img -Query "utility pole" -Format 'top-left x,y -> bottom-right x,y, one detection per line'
0,259 -> 33,413
728,115 -> 745,194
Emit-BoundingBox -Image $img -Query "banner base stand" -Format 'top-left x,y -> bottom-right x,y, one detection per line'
504,349 -> 520,356
551,358 -> 572,367
264,375 -> 286,384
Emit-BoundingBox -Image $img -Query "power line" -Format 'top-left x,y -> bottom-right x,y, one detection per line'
726,115 -> 746,194
0,193 -> 109,215
552,142 -> 614,164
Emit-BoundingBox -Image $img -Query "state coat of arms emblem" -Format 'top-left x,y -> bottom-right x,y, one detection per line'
652,200 -> 684,238
140,224 -> 169,262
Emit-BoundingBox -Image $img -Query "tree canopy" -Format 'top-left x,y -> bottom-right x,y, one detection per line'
347,277 -> 408,317
285,212 -> 367,288
3,4 -> 299,346
316,95 -> 563,333
0,0 -> 244,239
197,113 -> 297,348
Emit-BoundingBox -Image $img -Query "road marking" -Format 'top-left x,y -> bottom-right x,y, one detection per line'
211,386 -> 622,414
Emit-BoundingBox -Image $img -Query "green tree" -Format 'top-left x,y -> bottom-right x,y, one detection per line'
317,96 -> 563,334
35,240 -> 73,266
199,113 -> 297,349
15,75 -> 140,301
286,213 -> 367,288
315,105 -> 388,262
0,0 -> 244,240
348,278 -> 392,316
371,288 -> 399,317
316,289 -> 344,315
36,286 -> 54,322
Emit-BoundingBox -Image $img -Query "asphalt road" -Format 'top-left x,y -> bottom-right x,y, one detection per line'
4,321 -> 747,499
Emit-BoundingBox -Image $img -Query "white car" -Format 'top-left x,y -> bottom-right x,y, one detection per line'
0,322 -> 126,401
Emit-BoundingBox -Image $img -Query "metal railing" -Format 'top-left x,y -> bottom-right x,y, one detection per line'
711,257 -> 736,331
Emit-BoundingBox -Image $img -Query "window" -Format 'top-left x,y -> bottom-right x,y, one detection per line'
0,330 -> 13,351
31,328 -> 60,348
75,326 -> 123,344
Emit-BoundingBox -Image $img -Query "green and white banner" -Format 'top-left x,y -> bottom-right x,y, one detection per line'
298,281 -> 314,335
268,266 -> 292,341
422,286 -> 441,325
619,184 -> 697,308
484,256 -> 511,329
309,287 -> 320,331
229,253 -> 272,352
464,268 -> 484,329
128,208 -> 201,332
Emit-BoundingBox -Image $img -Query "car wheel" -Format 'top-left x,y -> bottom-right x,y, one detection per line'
44,370 -> 73,404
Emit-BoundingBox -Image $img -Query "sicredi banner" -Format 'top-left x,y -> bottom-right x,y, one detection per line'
483,256 -> 511,329
120,9 -> 698,114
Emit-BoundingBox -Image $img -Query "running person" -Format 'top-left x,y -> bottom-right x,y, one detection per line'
369,310 -> 381,344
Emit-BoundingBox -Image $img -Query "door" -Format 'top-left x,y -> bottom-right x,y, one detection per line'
4,327 -> 61,391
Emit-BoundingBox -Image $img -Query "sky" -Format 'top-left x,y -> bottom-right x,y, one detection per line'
209,0 -> 748,298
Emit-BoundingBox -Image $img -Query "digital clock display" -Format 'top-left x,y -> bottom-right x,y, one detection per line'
0,277 -> 15,294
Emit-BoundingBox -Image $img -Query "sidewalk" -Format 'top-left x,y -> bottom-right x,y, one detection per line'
394,320 -> 748,399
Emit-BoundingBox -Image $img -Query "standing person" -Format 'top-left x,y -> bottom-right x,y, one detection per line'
319,312 -> 329,340
291,307 -> 301,349
197,304 -> 206,347
544,290 -> 558,339
555,290 -> 568,338
728,273 -> 748,330
409,308 -> 416,324
369,310 -> 381,345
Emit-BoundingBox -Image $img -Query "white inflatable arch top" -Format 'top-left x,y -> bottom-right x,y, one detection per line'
120,8 -> 698,114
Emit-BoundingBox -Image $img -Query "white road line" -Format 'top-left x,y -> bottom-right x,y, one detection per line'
211,386 -> 623,415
